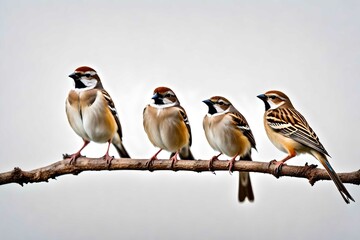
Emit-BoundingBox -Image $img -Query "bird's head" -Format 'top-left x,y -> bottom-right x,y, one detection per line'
203,96 -> 232,115
257,90 -> 293,111
150,87 -> 179,108
69,66 -> 102,91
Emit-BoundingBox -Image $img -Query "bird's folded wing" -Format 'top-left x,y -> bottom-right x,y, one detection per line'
266,108 -> 329,156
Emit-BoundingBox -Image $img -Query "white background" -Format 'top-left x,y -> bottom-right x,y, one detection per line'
1,1 -> 359,239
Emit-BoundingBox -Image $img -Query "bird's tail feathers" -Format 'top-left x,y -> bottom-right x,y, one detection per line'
238,153 -> 254,202
312,150 -> 354,204
112,134 -> 130,158
113,142 -> 130,158
171,145 -> 195,160
238,172 -> 254,202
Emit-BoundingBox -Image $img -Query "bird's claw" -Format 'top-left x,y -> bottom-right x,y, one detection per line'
63,153 -> 83,165
145,159 -> 153,168
208,156 -> 218,174
103,154 -> 114,166
170,157 -> 178,170
268,159 -> 277,168
274,164 -> 283,177
227,160 -> 235,175
145,157 -> 157,171
268,160 -> 285,177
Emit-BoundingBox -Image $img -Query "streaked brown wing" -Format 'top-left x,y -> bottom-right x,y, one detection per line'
266,108 -> 329,156
229,112 -> 257,150
177,105 -> 192,146
101,89 -> 123,139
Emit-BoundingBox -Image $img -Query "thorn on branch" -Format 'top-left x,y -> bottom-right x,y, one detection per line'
12,167 -> 25,186
72,169 -> 82,176
303,162 -> 318,171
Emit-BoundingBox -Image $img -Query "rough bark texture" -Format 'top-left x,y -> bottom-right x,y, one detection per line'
1,157 -> 359,187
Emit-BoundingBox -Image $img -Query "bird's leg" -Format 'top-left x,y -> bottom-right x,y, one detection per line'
227,155 -> 239,175
269,152 -> 296,176
170,151 -> 179,168
146,148 -> 163,168
103,140 -> 114,165
64,140 -> 90,165
209,153 -> 222,174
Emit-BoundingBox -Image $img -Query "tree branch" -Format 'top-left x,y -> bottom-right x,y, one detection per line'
0,158 -> 359,186
0,157 -> 360,186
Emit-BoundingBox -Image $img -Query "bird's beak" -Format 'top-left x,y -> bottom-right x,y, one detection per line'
151,92 -> 164,104
68,72 -> 77,80
257,94 -> 267,101
203,99 -> 217,114
202,99 -> 213,106
152,92 -> 161,100
257,94 -> 270,111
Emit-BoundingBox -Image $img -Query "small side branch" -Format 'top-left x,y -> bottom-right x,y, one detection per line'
0,158 -> 359,186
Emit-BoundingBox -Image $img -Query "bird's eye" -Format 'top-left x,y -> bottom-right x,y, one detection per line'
269,96 -> 276,99
218,102 -> 224,105
165,94 -> 173,98
84,74 -> 92,78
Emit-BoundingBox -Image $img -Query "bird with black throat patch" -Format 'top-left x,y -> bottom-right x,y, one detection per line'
64,66 -> 130,164
203,96 -> 256,202
257,90 -> 354,204
143,87 -> 194,168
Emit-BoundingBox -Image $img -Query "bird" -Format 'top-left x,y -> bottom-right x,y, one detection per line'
64,66 -> 130,164
143,87 -> 194,168
203,96 -> 256,202
257,90 -> 354,203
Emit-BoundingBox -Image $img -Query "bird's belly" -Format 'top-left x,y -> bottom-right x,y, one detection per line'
160,118 -> 188,152
145,111 -> 188,152
266,129 -> 304,155
211,126 -> 250,157
81,96 -> 116,143
66,103 -> 90,141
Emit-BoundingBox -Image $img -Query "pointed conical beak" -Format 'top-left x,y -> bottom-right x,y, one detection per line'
202,99 -> 213,106
152,92 -> 161,100
68,72 -> 78,80
203,99 -> 217,115
257,94 -> 267,101
151,92 -> 164,105
257,94 -> 271,111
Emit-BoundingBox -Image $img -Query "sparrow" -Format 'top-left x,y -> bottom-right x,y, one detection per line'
143,87 -> 194,168
203,96 -> 256,202
64,66 -> 130,164
257,90 -> 354,203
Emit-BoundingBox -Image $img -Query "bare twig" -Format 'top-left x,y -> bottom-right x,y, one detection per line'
0,158 -> 359,186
